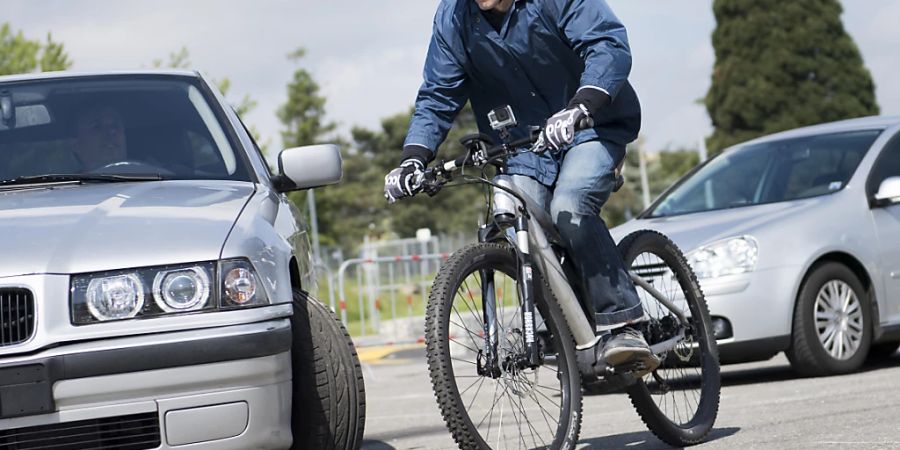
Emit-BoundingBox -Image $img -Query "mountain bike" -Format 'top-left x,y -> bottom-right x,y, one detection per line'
412,106 -> 721,449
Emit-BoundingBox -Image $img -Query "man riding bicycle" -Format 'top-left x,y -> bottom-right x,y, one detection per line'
384,0 -> 655,373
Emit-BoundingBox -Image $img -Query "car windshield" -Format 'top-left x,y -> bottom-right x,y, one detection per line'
648,130 -> 882,218
0,76 -> 251,183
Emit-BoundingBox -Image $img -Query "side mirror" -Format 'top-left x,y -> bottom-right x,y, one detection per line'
873,176 -> 900,207
274,144 -> 343,192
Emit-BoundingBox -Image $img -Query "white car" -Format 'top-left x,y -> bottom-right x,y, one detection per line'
0,71 -> 364,449
613,115 -> 900,376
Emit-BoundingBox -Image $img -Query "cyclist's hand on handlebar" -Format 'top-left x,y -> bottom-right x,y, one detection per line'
534,104 -> 592,153
384,158 -> 425,203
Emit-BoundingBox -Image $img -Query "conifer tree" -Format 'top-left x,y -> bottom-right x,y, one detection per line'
706,0 -> 879,154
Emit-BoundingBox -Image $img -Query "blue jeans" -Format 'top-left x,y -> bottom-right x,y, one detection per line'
511,140 -> 644,329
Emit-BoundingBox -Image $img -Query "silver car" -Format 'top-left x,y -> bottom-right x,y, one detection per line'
0,71 -> 364,449
613,115 -> 900,376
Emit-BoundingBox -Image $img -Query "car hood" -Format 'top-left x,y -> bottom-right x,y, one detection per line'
0,180 -> 255,277
611,198 -> 829,254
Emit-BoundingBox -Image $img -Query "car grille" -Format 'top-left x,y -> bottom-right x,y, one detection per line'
0,412 -> 161,449
0,288 -> 35,347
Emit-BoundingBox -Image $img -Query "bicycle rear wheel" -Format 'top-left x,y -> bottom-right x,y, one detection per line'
425,243 -> 582,450
618,230 -> 721,447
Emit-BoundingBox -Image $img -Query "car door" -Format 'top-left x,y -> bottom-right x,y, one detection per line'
867,131 -> 900,323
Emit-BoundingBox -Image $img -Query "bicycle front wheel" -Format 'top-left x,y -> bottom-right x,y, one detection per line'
425,243 -> 582,450
619,230 -> 721,447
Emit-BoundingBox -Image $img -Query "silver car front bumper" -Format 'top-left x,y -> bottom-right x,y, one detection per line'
700,266 -> 803,363
0,319 -> 294,449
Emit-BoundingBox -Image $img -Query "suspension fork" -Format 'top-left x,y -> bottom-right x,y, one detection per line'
479,268 -> 501,378
514,214 -> 542,369
476,216 -> 540,376
477,222 -> 502,378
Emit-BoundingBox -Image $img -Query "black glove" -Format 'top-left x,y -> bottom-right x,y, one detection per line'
384,158 -> 425,203
534,104 -> 592,153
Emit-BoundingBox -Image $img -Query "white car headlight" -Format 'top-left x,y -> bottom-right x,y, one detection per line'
153,266 -> 211,312
86,274 -> 145,321
687,236 -> 759,279
71,259 -> 268,325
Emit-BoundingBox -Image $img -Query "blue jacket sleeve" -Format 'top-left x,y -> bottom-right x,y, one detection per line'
552,0 -> 632,100
402,22 -> 469,163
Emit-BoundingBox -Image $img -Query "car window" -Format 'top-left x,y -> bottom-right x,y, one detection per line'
650,130 -> 881,218
867,134 -> 900,197
237,115 -> 274,177
0,77 -> 251,182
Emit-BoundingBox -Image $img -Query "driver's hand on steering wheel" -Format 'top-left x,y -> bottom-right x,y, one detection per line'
384,158 -> 425,203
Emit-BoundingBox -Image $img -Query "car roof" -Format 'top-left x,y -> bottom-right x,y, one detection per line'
728,115 -> 900,152
0,69 -> 201,84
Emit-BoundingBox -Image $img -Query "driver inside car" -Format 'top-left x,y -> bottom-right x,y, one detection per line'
73,104 -> 128,171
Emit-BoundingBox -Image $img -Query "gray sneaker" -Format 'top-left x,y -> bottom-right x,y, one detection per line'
601,326 -> 660,377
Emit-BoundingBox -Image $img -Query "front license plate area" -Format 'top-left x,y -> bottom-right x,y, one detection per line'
0,364 -> 54,419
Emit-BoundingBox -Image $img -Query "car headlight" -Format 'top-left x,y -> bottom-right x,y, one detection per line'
687,236 -> 758,279
71,259 -> 269,325
220,259 -> 268,308
153,266 -> 211,313
86,274 -> 145,321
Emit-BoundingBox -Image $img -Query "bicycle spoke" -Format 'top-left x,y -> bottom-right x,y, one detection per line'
449,308 -> 482,351
466,377 -> 488,411
449,336 -> 480,355
455,284 -> 484,331
459,375 -> 485,397
504,378 -> 546,448
504,389 -> 529,450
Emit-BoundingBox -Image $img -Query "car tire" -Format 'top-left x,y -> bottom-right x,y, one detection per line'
786,262 -> 872,376
867,341 -> 900,361
290,290 -> 366,450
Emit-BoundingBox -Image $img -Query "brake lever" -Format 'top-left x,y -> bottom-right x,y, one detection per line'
418,166 -> 444,197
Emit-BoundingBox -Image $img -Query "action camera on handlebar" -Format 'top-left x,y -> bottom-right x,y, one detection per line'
488,105 -> 517,132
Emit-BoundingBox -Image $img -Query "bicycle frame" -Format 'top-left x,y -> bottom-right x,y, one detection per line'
477,174 -> 689,377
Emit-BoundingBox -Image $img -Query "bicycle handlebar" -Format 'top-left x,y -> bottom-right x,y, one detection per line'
432,115 -> 594,178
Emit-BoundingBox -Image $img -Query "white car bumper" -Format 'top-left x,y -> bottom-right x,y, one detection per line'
0,320 -> 293,449
699,266 -> 802,363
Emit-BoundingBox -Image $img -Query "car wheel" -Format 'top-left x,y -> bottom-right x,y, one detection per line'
290,290 -> 366,450
867,341 -> 900,361
787,262 -> 872,376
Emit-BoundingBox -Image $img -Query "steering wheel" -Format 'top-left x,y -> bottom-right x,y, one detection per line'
88,160 -> 175,176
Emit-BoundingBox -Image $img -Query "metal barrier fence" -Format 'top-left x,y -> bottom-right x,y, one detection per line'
334,253 -> 451,343
314,261 -> 337,313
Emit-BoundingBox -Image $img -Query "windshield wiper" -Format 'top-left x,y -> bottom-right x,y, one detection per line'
0,173 -> 163,187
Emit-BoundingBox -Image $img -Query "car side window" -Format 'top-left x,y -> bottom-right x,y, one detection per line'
867,134 -> 900,197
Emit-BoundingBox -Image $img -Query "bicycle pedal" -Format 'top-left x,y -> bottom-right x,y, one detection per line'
609,361 -> 646,374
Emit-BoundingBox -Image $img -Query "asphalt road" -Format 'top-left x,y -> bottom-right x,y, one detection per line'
361,348 -> 900,449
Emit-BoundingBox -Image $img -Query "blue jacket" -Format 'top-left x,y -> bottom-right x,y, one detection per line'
403,0 -> 642,186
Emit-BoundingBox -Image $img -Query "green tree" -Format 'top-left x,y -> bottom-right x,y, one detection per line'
276,48 -> 350,251
705,0 -> 879,154
0,23 -> 72,75
39,33 -> 70,71
278,48 -> 335,148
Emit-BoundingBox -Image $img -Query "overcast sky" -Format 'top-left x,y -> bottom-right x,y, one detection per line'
5,0 -> 899,155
